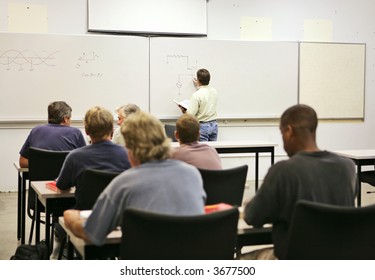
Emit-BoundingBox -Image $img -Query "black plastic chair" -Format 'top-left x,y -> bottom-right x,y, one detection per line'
284,200 -> 375,260
198,165 -> 248,206
57,168 -> 120,259
27,147 -> 69,244
164,124 -> 177,142
75,168 -> 121,210
120,207 -> 239,260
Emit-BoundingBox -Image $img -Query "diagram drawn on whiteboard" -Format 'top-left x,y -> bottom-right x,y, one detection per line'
76,51 -> 103,78
76,51 -> 99,68
166,54 -> 198,95
0,49 -> 59,71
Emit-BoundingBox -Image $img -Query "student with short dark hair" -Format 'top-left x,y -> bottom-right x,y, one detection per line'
172,114 -> 222,170
243,104 -> 356,260
19,101 -> 86,168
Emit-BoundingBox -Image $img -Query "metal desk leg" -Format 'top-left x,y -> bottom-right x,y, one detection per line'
357,164 -> 362,207
45,205 -> 52,257
255,152 -> 259,192
35,193 -> 40,244
21,174 -> 27,244
17,172 -> 21,241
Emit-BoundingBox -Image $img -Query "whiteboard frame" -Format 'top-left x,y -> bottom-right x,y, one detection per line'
299,42 -> 366,120
88,0 -> 208,36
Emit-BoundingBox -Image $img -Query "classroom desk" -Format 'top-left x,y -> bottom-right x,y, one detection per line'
13,162 -> 28,244
30,181 -> 75,256
58,213 -> 272,260
170,140 -> 277,191
58,216 -> 122,260
335,149 -> 375,207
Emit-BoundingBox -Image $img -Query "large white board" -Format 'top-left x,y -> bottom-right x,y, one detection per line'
0,33 -> 149,121
88,0 -> 207,36
299,42 -> 366,119
150,38 -> 299,119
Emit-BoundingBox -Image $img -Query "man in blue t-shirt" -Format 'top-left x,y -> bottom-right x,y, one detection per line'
19,101 -> 86,168
56,106 -> 131,204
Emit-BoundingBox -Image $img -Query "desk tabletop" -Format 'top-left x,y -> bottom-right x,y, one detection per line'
59,209 -> 269,259
58,216 -> 122,258
30,180 -> 75,199
335,149 -> 375,160
13,161 -> 28,173
170,140 -> 277,149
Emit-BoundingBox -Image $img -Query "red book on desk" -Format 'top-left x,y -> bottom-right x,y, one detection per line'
45,181 -> 60,192
204,203 -> 232,214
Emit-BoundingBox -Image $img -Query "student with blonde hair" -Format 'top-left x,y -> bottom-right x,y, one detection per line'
64,111 -> 206,246
56,106 -> 131,202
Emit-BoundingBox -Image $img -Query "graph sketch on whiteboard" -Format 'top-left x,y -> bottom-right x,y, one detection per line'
76,51 -> 99,69
0,49 -> 59,71
166,54 -> 198,95
76,51 -> 103,78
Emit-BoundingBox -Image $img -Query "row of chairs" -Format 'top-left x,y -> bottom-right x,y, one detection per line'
26,147 -> 249,259
27,146 -> 375,260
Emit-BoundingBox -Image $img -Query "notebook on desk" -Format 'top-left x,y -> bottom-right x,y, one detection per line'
45,181 -> 60,192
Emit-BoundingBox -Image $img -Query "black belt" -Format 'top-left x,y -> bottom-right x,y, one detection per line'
200,119 -> 217,123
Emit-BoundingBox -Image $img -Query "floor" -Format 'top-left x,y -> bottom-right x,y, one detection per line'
1,183 -> 375,260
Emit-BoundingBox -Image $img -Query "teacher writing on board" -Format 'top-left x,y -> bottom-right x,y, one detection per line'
179,68 -> 218,141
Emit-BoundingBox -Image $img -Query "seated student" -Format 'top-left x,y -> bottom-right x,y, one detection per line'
242,104 -> 356,260
56,106 -> 131,204
64,111 -> 206,246
112,103 -> 140,146
19,101 -> 86,168
171,114 -> 222,170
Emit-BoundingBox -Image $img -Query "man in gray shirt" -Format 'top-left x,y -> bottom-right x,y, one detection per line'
64,111 -> 206,246
243,104 -> 356,260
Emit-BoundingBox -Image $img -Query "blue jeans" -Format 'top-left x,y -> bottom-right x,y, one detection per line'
199,121 -> 218,141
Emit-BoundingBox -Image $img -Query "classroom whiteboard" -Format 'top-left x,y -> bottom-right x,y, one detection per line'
0,32 -> 149,121
88,0 -> 207,36
149,38 -> 299,119
299,42 -> 366,119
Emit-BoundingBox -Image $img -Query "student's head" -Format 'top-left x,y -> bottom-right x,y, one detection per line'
279,104 -> 318,157
84,106 -> 114,142
175,114 -> 200,144
48,101 -> 72,125
115,104 -> 140,126
121,111 -> 171,165
196,69 -> 210,85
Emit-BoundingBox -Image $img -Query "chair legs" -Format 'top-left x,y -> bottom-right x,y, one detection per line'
28,216 -> 35,245
58,236 -> 67,260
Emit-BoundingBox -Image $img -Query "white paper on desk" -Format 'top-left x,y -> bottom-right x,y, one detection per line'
80,210 -> 92,219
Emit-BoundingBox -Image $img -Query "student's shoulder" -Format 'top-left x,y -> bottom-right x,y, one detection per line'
169,159 -> 200,175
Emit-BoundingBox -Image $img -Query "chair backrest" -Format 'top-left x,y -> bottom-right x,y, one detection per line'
75,168 -> 120,210
285,200 -> 375,260
164,124 -> 177,142
198,165 -> 248,206
121,207 -> 239,260
28,147 -> 70,210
